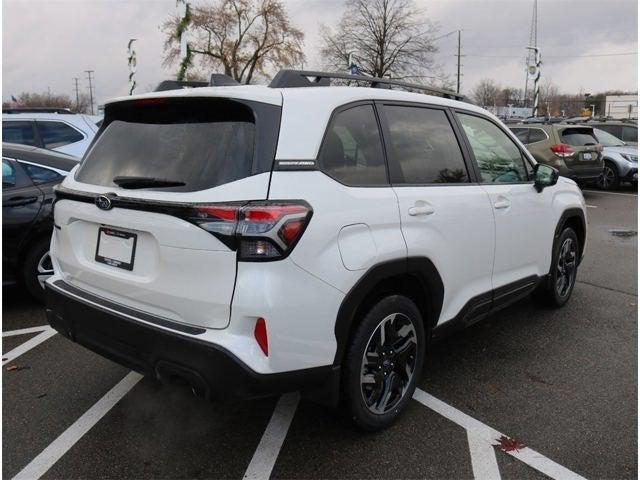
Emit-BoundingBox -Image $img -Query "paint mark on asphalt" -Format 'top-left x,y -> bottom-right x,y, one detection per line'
467,430 -> 501,480
243,393 -> 300,480
12,371 -> 143,480
3,327 -> 56,366
413,389 -> 587,480
3,325 -> 52,337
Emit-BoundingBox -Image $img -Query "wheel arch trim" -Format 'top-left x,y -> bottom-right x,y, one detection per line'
333,256 -> 444,366
553,207 -> 586,268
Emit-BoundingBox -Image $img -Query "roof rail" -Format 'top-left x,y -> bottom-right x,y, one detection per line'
268,69 -> 466,101
3,107 -> 74,114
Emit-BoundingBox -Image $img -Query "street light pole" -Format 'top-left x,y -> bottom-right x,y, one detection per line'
526,46 -> 541,116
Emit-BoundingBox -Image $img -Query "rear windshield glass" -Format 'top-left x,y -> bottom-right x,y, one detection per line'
75,98 -> 279,192
560,128 -> 599,147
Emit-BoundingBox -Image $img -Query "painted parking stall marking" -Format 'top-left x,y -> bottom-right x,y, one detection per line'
12,371 -> 143,480
3,325 -> 56,366
244,392 -> 301,480
413,389 -> 587,480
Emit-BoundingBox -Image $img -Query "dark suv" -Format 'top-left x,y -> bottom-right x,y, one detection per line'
2,143 -> 77,300
509,123 -> 604,186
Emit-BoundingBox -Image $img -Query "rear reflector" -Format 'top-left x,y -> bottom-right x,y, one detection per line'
254,318 -> 268,356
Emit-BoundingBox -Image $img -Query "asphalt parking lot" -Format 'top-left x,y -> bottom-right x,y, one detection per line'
3,187 -> 637,480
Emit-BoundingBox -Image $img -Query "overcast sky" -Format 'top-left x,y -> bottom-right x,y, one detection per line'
2,0 -> 638,105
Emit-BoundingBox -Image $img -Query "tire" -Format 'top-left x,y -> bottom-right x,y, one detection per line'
341,295 -> 426,431
597,160 -> 620,190
22,237 -> 53,303
534,227 -> 579,308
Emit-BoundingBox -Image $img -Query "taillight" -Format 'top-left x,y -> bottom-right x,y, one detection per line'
188,201 -> 312,261
550,143 -> 575,158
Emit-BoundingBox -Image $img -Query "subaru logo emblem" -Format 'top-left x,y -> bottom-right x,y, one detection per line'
95,195 -> 112,211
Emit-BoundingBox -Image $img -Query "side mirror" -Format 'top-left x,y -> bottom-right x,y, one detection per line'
533,163 -> 559,192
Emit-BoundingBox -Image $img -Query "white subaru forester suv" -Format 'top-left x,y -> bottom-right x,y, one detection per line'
45,70 -> 586,431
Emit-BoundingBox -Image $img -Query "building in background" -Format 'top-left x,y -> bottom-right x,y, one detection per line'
605,95 -> 638,119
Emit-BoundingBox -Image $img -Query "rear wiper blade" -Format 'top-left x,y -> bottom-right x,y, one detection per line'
112,176 -> 186,189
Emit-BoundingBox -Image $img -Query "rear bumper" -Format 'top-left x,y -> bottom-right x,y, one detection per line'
45,279 -> 336,402
565,167 -> 603,183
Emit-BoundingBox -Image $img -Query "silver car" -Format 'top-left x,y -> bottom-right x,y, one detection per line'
593,128 -> 638,189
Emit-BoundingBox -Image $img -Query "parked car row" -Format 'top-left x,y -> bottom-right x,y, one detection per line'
508,121 -> 637,190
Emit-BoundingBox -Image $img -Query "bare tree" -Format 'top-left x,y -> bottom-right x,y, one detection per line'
3,91 -> 92,114
499,87 -> 523,107
471,79 -> 501,107
162,0 -> 305,84
319,0 -> 443,82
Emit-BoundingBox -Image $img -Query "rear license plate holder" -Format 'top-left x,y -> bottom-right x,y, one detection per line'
95,227 -> 137,271
582,152 -> 593,161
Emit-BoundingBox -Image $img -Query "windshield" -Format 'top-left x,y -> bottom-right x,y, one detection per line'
593,128 -> 625,147
76,98 -> 280,192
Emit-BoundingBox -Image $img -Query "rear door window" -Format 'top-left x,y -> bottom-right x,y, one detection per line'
2,121 -> 38,147
76,98 -> 279,192
20,162 -> 63,185
36,121 -> 85,149
622,126 -> 637,143
528,128 -> 548,143
383,105 -> 468,184
596,124 -> 621,138
510,128 -> 530,144
560,128 -> 599,146
318,104 -> 387,186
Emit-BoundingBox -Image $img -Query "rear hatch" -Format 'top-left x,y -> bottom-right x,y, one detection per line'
558,126 -> 603,169
52,94 -> 281,330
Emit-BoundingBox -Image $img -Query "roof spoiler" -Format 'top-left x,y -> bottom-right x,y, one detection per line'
154,74 -> 240,92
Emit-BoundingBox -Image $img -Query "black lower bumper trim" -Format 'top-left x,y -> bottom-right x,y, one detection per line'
45,281 -> 335,402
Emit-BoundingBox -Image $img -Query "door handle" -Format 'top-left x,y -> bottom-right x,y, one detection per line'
408,204 -> 435,216
493,199 -> 511,210
5,196 -> 38,207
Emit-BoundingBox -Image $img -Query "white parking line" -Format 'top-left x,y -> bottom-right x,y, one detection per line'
467,430 -> 501,480
3,327 -> 57,366
413,389 -> 587,480
586,205 -> 597,208
12,371 -> 143,480
243,392 -> 300,480
3,325 -> 51,337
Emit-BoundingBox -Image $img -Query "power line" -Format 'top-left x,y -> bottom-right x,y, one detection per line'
466,51 -> 637,59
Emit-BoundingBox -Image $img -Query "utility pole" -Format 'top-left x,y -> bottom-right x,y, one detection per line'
85,70 -> 95,115
73,78 -> 80,112
456,30 -> 462,94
